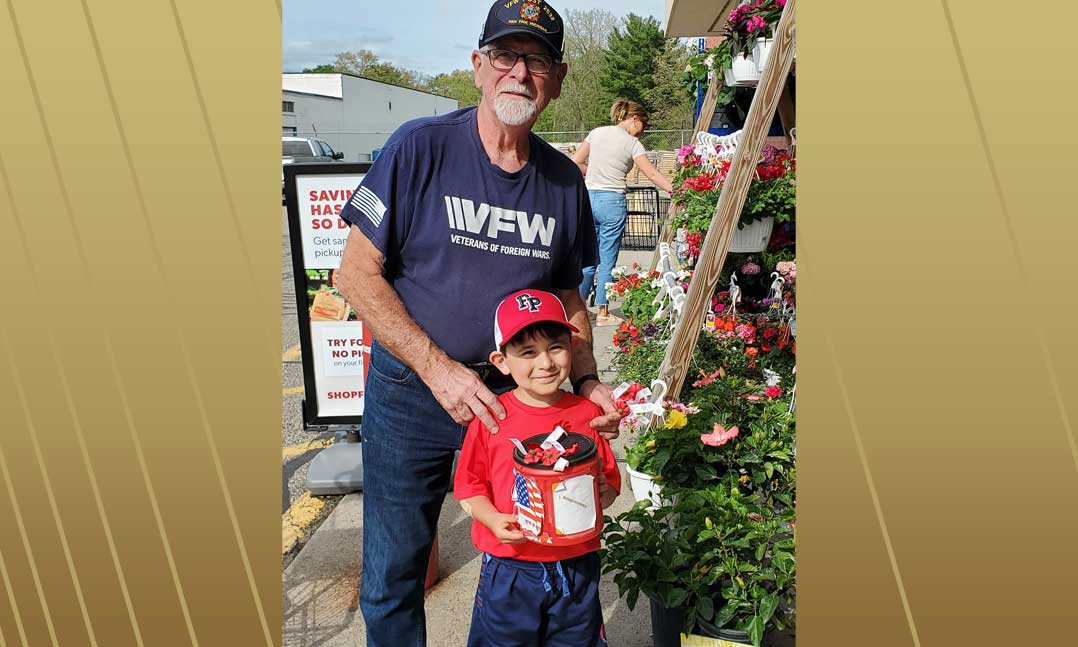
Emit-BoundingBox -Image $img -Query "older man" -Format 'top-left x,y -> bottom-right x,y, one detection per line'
334,1 -> 620,644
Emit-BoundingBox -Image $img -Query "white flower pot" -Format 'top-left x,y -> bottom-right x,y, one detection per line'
730,53 -> 760,86
722,65 -> 736,88
728,216 -> 775,253
625,465 -> 665,509
753,37 -> 774,74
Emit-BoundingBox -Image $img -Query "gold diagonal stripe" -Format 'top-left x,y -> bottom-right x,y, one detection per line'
166,0 -> 279,370
939,0 -> 1078,474
175,329 -> 274,645
0,153 -> 38,292
4,0 -> 93,279
47,330 -> 144,646
102,330 -> 200,646
0,444 -> 35,647
826,333 -> 921,646
2,330 -> 86,645
0,537 -> 28,646
72,2 -> 269,640
0,121 -> 39,647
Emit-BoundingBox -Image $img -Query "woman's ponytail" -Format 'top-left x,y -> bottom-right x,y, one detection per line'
610,99 -> 648,127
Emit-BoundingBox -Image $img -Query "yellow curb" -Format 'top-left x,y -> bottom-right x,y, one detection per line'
282,492 -> 326,555
282,343 -> 302,362
282,385 -> 305,396
282,438 -> 334,459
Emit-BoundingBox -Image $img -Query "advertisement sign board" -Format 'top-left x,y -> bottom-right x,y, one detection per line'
284,163 -> 372,427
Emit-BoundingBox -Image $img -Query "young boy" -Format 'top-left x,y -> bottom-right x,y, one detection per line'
454,289 -> 621,647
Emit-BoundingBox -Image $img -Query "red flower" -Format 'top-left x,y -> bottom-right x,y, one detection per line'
765,386 -> 782,399
763,327 -> 778,340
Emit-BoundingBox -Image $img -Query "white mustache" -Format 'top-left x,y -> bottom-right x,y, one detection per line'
497,82 -> 534,99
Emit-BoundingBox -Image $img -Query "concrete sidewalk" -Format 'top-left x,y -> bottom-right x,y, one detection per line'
283,251 -> 659,646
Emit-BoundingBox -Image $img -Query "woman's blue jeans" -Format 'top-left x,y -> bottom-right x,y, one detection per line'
579,190 -> 627,307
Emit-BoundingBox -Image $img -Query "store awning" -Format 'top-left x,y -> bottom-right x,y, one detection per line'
664,0 -> 740,37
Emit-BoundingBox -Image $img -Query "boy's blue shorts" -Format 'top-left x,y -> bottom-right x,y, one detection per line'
467,551 -> 609,647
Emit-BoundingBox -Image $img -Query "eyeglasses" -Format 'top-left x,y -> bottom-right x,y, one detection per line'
484,48 -> 556,75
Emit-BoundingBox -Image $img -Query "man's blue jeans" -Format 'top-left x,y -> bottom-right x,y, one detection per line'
579,190 -> 627,308
359,341 -> 464,646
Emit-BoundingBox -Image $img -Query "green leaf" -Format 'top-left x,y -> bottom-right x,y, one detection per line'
764,462 -> 774,479
667,587 -> 689,609
747,615 -> 765,646
759,594 -> 778,625
715,601 -> 738,627
696,596 -> 715,622
626,586 -> 640,611
755,542 -> 766,561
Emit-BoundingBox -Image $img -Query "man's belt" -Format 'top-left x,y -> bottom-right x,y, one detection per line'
465,362 -> 516,390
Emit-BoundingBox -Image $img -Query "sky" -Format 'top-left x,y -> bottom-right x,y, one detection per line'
283,0 -> 672,76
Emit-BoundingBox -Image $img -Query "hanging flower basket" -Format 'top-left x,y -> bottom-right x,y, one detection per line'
753,37 -> 774,74
723,64 -> 737,88
730,53 -> 760,86
728,216 -> 775,253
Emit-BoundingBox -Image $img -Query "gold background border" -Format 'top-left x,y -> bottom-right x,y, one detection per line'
798,1 -> 1078,644
0,0 -> 280,644
2,0 -> 1077,645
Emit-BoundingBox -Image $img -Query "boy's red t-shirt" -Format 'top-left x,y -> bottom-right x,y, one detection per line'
453,390 -> 622,562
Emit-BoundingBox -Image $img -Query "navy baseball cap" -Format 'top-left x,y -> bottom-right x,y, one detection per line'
479,0 -> 564,61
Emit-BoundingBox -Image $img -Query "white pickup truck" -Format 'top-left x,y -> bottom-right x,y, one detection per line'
283,136 -> 344,201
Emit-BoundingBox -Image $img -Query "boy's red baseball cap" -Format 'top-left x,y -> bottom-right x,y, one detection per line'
494,289 -> 579,348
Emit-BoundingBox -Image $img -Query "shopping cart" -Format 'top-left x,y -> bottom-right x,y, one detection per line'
621,186 -> 666,250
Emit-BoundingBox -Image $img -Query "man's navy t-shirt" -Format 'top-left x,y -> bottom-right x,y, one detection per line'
340,107 -> 597,365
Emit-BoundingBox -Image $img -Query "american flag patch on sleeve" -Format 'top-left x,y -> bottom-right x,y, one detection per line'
350,185 -> 387,227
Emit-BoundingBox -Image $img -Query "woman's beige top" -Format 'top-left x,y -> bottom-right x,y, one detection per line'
583,125 -> 647,193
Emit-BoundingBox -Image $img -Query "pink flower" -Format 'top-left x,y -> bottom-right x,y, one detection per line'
700,423 -> 739,447
692,369 -> 723,388
743,394 -> 761,402
765,385 -> 782,399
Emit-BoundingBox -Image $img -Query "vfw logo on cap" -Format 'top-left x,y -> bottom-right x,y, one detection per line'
516,293 -> 542,312
520,1 -> 540,22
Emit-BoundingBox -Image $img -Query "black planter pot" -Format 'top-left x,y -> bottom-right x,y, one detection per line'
647,596 -> 684,647
695,617 -> 753,645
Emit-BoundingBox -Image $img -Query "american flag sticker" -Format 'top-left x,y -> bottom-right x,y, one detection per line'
513,471 -> 549,543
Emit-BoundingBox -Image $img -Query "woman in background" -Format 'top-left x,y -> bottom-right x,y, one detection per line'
573,99 -> 674,325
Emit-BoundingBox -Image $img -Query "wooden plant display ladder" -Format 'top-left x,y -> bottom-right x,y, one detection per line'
648,67 -> 723,271
654,0 -> 797,399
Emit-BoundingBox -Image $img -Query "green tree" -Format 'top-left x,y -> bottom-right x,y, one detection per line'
362,62 -> 426,90
426,69 -> 481,106
644,39 -> 695,132
601,14 -> 664,110
301,64 -> 337,73
534,9 -> 617,136
326,49 -> 428,91
333,50 -> 380,76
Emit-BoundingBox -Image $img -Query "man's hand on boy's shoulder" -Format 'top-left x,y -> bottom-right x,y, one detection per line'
578,380 -> 622,440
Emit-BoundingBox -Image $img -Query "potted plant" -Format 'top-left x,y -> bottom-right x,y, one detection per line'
602,482 -> 796,646
623,403 -> 700,507
730,146 -> 796,253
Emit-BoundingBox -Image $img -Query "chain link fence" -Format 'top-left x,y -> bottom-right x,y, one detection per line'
535,129 -> 692,152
